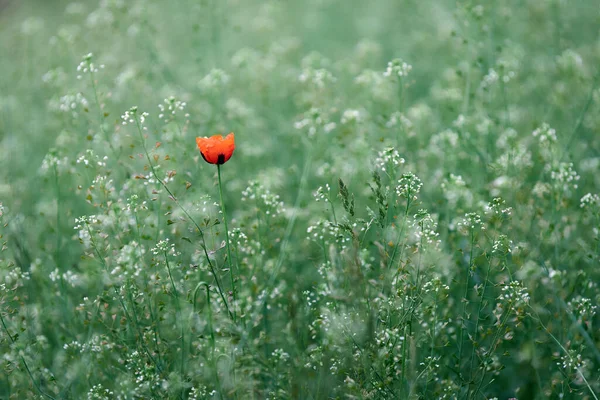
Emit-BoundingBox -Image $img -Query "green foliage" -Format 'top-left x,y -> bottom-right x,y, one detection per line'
1,0 -> 600,399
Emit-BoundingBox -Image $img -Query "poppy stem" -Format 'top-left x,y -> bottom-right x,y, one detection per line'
217,164 -> 237,322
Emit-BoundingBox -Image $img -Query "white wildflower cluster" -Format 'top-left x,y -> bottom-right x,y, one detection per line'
294,107 -> 336,137
374,326 -> 405,376
0,202 -> 4,218
580,193 -> 599,210
412,210 -> 440,248
298,67 -> 336,89
114,242 -> 145,278
271,348 -> 290,363
438,379 -> 461,400
497,281 -> 530,315
374,147 -> 405,174
492,234 -> 513,255
396,172 -> 423,200
486,197 -> 512,217
457,212 -> 485,234
40,152 -> 68,174
241,181 -> 285,217
74,215 -> 99,248
558,350 -> 586,371
495,143 -> 533,170
340,108 -> 365,125
158,96 -> 188,123
385,111 -> 413,133
198,68 -> 230,91
3,265 -> 30,288
496,54 -> 519,84
480,68 -> 499,89
384,58 -> 412,78
306,219 -> 352,248
91,175 -> 115,195
124,350 -> 163,392
495,127 -> 517,149
121,106 -> 148,127
76,149 -> 108,167
422,277 -> 450,295
87,383 -> 114,400
85,2 -> 116,28
556,49 -> 584,74
49,93 -> 89,116
49,268 -> 81,287
532,123 -> 557,145
124,194 -> 148,213
441,174 -> 473,208
313,184 -> 332,203
74,215 -> 99,229
568,297 -> 597,323
189,386 -> 209,400
151,238 -> 180,257
549,162 -> 580,192
76,53 -> 104,80
355,69 -> 383,86
42,67 -> 67,86
419,355 -> 442,376
230,228 -> 262,257
429,129 -> 459,154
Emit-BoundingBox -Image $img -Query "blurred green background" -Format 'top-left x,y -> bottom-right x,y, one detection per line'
1,0 -> 599,398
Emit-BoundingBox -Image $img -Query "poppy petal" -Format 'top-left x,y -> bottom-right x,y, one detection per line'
196,133 -> 235,165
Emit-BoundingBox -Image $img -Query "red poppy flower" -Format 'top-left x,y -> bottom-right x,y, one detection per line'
196,133 -> 235,165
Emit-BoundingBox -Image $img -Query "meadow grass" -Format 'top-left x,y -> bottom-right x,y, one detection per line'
1,0 -> 600,398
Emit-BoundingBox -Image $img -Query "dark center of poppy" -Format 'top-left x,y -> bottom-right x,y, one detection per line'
217,154 -> 225,164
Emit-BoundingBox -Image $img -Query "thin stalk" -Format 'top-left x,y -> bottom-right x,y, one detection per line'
388,194 -> 411,270
468,254 -> 492,397
165,252 -> 185,398
217,164 -> 236,322
205,284 -> 224,399
88,69 -> 118,157
457,229 -> 475,378
424,290 -> 440,395
327,192 -> 338,225
52,164 -> 70,321
472,309 -> 512,397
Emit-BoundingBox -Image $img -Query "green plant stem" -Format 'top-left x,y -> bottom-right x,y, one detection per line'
205,283 -> 225,399
88,69 -> 118,157
457,229 -> 475,381
165,252 -> 185,398
389,193 -> 411,270
217,164 -> 236,322
468,255 -> 492,398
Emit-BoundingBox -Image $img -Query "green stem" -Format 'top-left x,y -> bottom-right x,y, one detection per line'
217,164 -> 236,322
88,70 -> 118,157
457,229 -> 475,380
165,252 -> 185,398
468,254 -> 492,397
